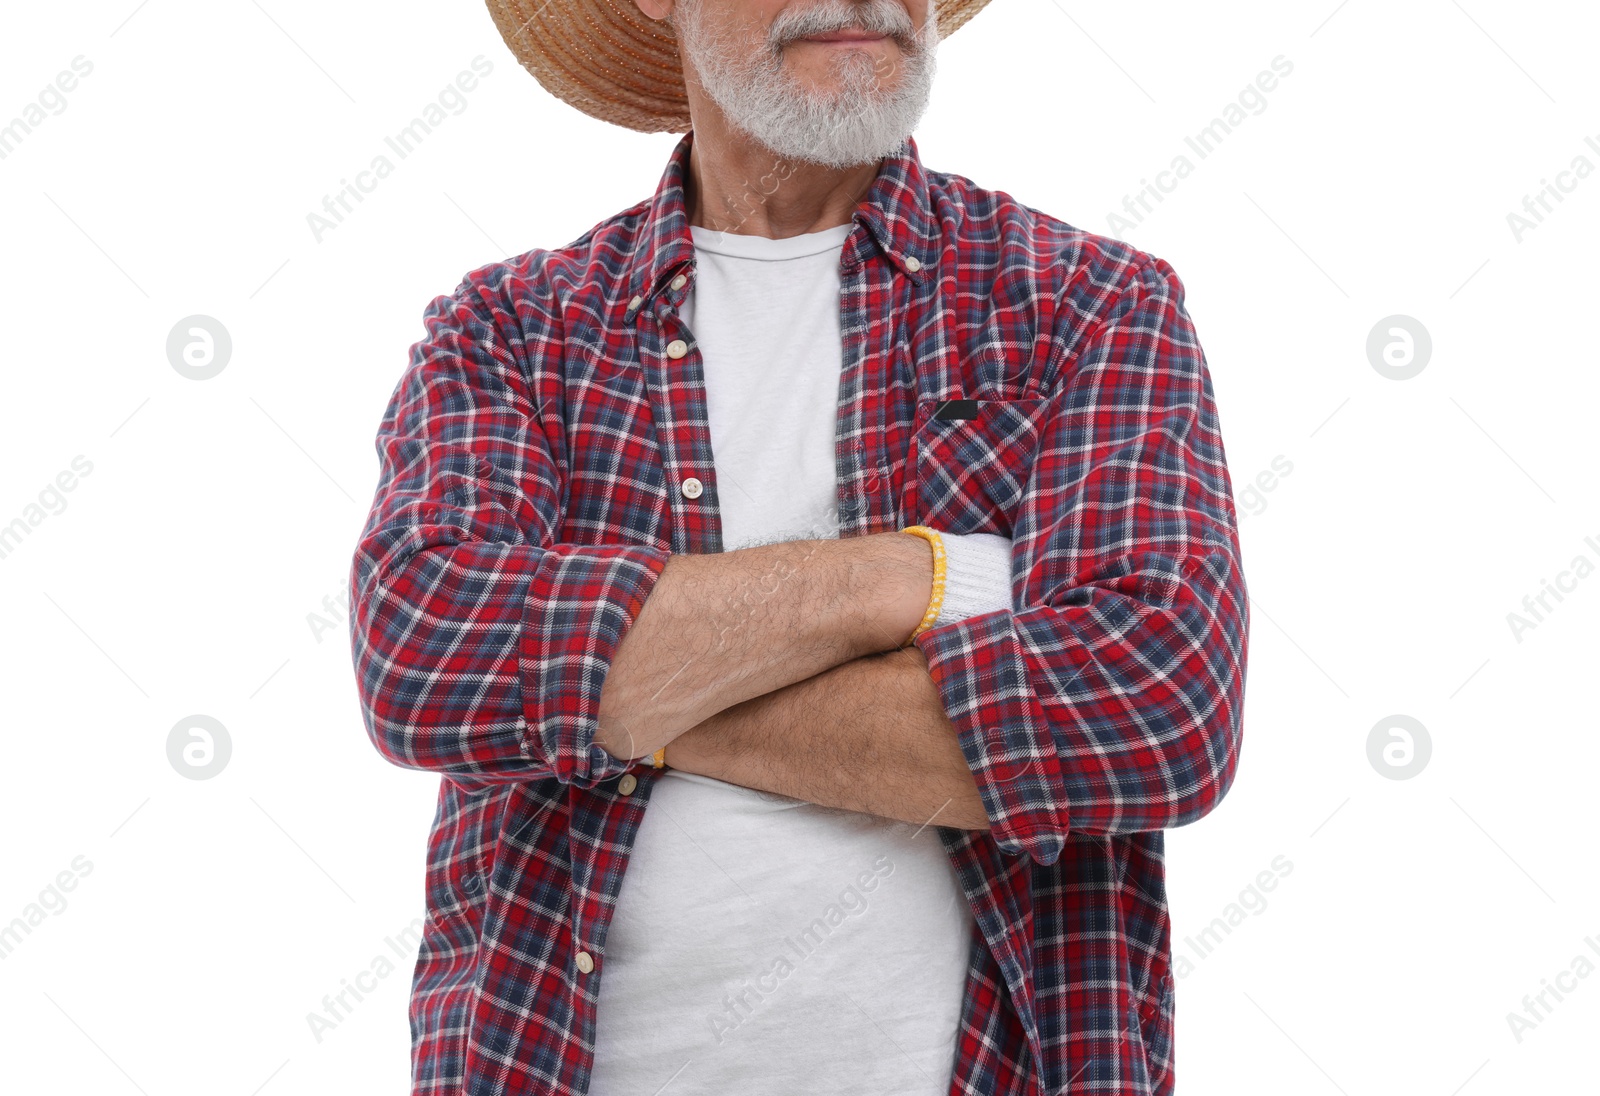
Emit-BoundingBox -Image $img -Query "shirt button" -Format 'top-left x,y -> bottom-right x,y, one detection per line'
575,951 -> 595,974
666,338 -> 689,359
681,477 -> 703,499
670,274 -> 688,290
627,295 -> 643,310
618,773 -> 638,795
904,256 -> 922,272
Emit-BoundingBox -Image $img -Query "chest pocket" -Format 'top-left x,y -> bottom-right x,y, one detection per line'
909,396 -> 1049,536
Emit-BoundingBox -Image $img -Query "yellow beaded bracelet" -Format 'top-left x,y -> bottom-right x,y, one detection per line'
899,525 -> 947,647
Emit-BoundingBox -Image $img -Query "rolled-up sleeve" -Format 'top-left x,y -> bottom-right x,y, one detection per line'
914,252 -> 1248,864
348,269 -> 670,789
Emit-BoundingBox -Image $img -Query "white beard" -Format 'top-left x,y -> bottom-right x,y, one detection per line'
673,0 -> 940,169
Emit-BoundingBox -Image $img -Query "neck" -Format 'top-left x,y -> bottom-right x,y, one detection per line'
682,118 -> 885,239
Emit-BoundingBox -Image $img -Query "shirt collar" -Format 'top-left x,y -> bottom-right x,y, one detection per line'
626,128 -> 940,315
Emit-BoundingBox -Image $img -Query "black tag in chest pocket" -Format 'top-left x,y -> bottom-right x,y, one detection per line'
931,398 -> 980,421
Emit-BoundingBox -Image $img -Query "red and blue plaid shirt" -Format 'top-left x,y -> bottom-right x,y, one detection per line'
349,129 -> 1248,1096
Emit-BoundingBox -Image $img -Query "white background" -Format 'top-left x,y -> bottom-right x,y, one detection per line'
2,0 -> 1596,1093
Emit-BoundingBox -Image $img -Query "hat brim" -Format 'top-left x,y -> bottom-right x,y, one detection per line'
486,0 -> 993,133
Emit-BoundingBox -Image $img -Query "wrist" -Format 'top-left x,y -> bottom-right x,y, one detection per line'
848,533 -> 934,654
897,526 -> 946,646
660,705 -> 728,777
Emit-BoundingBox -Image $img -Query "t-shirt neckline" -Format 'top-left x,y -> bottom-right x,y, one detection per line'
688,221 -> 854,261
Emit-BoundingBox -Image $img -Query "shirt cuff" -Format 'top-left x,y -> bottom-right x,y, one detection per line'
912,605 -> 1070,864
519,543 -> 672,788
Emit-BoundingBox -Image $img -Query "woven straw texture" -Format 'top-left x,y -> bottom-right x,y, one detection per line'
485,0 -> 993,132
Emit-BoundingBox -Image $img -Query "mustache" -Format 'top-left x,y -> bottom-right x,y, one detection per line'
770,0 -> 919,46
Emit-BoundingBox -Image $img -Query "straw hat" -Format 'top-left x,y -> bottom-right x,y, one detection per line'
484,0 -> 994,133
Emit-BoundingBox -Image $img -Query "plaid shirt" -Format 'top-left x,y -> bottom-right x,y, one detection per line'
349,129 -> 1248,1096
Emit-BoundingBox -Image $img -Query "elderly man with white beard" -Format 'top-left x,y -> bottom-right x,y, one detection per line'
348,2 -> 1250,1094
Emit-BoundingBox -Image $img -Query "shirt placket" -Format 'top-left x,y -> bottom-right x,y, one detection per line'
562,260 -> 722,1072
632,264 -> 722,556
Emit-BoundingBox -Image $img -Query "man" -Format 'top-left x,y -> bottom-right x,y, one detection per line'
348,0 -> 1249,1093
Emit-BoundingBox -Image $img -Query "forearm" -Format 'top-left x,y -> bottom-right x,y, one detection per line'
595,531 -> 932,759
663,643 -> 991,832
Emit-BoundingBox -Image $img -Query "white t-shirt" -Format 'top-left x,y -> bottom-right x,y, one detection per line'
588,223 -> 977,1096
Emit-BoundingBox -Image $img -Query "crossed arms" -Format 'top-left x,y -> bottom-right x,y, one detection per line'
594,531 -> 993,830
349,251 -> 1248,864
